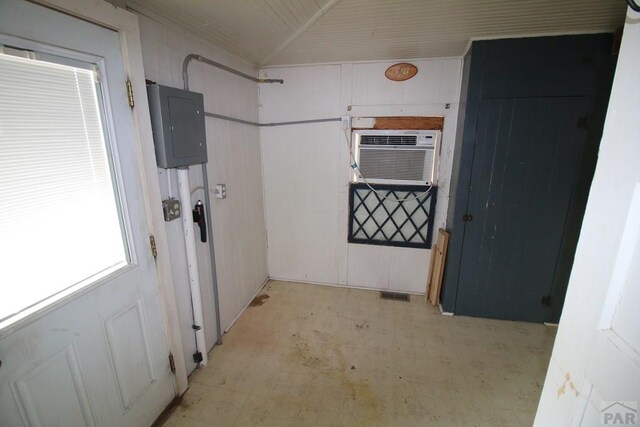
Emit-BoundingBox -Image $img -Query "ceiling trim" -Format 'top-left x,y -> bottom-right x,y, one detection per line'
462,28 -> 623,57
259,0 -> 344,66
258,55 -> 463,70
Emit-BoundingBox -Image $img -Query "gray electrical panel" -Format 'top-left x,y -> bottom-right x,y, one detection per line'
147,83 -> 207,168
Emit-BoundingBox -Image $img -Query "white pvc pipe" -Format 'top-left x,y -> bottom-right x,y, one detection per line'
176,167 -> 208,366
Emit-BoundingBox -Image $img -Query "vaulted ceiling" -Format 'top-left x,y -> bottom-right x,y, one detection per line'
127,0 -> 627,66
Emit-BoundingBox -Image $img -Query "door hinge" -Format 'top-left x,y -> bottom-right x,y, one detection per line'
463,213 -> 473,222
193,352 -> 203,364
168,353 -> 176,374
126,79 -> 134,108
149,235 -> 158,259
541,295 -> 551,306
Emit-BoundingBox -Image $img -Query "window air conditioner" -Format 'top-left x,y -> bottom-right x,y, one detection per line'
353,129 -> 440,185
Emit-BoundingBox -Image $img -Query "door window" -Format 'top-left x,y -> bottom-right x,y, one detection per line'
0,50 -> 127,325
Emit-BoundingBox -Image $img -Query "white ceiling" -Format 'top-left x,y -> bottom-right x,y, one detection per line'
127,0 -> 627,66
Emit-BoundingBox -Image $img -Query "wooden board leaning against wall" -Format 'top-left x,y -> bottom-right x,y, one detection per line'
428,229 -> 451,306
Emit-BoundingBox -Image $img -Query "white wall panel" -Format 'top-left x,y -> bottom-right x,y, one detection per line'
138,17 -> 268,344
351,59 -> 462,107
261,124 -> 343,284
259,64 -> 341,122
260,58 -> 462,294
346,244 -> 391,290
388,247 -> 431,294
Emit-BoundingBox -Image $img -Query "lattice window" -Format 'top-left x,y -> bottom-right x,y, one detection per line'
348,183 -> 437,249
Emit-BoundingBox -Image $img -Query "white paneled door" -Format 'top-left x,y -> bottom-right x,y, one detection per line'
0,1 -> 175,426
534,9 -> 640,426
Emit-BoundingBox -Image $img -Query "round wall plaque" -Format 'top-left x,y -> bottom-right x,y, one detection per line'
385,63 -> 418,81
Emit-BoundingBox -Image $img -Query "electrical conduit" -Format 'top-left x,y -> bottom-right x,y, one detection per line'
181,54 -> 343,350
177,167 -> 208,366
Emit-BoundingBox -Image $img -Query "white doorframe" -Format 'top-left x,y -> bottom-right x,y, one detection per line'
33,0 -> 188,395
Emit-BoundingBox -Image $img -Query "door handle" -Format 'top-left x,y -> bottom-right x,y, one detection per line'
192,200 -> 207,243
463,214 -> 473,222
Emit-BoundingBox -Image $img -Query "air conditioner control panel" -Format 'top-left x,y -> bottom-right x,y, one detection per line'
417,134 -> 435,146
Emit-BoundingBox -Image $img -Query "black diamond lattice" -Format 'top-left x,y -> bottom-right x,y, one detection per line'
348,183 -> 437,249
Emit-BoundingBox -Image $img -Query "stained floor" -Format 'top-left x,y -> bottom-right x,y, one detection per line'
163,281 -> 556,426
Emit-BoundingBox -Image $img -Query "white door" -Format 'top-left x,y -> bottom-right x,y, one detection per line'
578,183 -> 640,425
534,8 -> 640,427
0,1 -> 175,426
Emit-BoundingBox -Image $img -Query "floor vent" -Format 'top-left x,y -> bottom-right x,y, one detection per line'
380,291 -> 410,302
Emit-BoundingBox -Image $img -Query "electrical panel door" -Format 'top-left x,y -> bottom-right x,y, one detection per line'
147,83 -> 207,168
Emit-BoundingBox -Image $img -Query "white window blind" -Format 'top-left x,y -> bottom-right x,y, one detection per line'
0,53 -> 127,324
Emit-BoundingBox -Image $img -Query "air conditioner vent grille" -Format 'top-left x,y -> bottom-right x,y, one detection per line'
360,135 -> 417,146
359,148 -> 431,181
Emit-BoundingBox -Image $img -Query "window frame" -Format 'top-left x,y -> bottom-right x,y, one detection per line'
0,34 -> 136,327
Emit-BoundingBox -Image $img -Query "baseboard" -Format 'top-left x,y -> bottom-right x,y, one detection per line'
439,303 -> 454,316
223,276 -> 270,334
223,276 -> 430,335
268,276 -> 427,296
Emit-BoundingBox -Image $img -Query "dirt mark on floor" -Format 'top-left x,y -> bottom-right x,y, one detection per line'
249,294 -> 270,307
290,333 -> 324,368
288,329 -> 381,420
355,321 -> 370,330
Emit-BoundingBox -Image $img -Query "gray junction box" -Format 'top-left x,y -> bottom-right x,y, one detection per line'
146,83 -> 207,168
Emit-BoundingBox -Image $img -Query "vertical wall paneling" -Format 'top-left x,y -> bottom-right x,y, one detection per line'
259,58 -> 462,294
138,17 -> 269,356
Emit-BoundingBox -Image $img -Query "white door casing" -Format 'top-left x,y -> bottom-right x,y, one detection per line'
0,0 -> 180,425
534,8 -> 640,427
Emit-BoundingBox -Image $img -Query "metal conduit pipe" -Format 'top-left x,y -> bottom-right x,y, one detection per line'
183,54 -> 341,128
182,53 -> 283,88
198,162 -> 220,346
182,53 -> 342,349
203,112 -> 341,127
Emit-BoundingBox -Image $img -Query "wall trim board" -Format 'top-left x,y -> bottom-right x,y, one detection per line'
352,116 -> 444,130
259,56 -> 463,70
223,277 -> 270,334
268,276 -> 428,296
